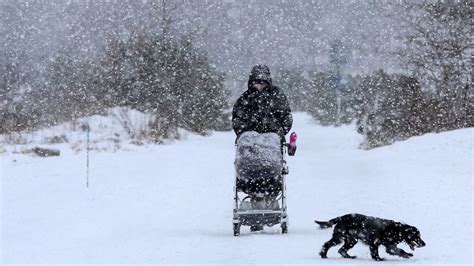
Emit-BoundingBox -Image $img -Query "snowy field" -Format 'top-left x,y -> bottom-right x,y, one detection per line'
1,113 -> 472,265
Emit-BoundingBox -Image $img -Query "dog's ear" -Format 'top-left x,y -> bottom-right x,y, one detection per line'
404,225 -> 417,232
403,225 -> 421,239
400,224 -> 413,231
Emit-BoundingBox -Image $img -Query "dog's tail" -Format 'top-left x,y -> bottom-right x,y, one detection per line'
314,217 -> 342,229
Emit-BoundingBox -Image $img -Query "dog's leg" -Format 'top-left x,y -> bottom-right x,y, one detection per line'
385,245 -> 413,259
369,244 -> 384,261
338,236 -> 358,259
320,237 -> 342,259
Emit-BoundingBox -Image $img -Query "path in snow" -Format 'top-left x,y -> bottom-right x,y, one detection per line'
1,113 -> 472,265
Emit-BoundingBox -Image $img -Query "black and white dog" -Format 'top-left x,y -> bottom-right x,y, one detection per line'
315,214 -> 426,261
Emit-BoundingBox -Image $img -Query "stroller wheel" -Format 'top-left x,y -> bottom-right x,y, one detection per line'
281,222 -> 288,234
233,222 -> 241,236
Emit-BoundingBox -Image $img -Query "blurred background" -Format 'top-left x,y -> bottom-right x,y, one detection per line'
1,0 -> 472,148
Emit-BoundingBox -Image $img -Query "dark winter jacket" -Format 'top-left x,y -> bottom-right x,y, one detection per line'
232,85 -> 293,143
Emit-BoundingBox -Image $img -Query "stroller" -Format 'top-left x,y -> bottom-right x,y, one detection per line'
232,131 -> 295,236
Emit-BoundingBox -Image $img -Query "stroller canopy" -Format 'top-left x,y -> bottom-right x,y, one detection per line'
235,131 -> 283,181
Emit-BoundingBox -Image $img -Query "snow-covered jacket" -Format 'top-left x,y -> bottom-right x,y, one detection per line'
232,85 -> 293,142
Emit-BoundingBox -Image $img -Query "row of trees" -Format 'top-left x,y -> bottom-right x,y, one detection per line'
276,1 -> 472,148
278,66 -> 472,149
1,0 -> 471,148
0,31 -> 230,140
0,0 -> 231,141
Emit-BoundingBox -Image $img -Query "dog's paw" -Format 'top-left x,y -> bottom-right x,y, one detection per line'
339,251 -> 357,259
373,257 -> 385,261
319,252 -> 328,259
401,253 -> 413,259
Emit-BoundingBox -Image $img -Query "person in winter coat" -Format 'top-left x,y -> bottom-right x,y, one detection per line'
232,64 -> 293,145
232,65 -> 292,232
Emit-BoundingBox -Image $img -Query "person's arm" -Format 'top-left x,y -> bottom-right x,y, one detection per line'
232,97 -> 251,137
276,91 -> 293,136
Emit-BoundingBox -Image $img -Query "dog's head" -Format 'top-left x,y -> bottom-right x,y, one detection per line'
402,225 -> 426,250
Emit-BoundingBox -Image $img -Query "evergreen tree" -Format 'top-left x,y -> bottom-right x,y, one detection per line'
274,68 -> 309,112
97,32 -> 229,140
306,71 -> 337,126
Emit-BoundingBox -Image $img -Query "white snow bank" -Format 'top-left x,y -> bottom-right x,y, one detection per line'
0,107 -> 192,155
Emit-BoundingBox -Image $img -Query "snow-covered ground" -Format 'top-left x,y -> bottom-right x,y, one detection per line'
1,113 -> 472,265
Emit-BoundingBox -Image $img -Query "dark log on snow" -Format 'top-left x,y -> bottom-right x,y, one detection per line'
33,147 -> 60,157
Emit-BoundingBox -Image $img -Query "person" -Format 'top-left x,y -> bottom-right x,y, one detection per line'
232,64 -> 293,145
232,64 -> 293,232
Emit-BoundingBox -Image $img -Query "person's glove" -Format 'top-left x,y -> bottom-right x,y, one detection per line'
288,132 -> 297,156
